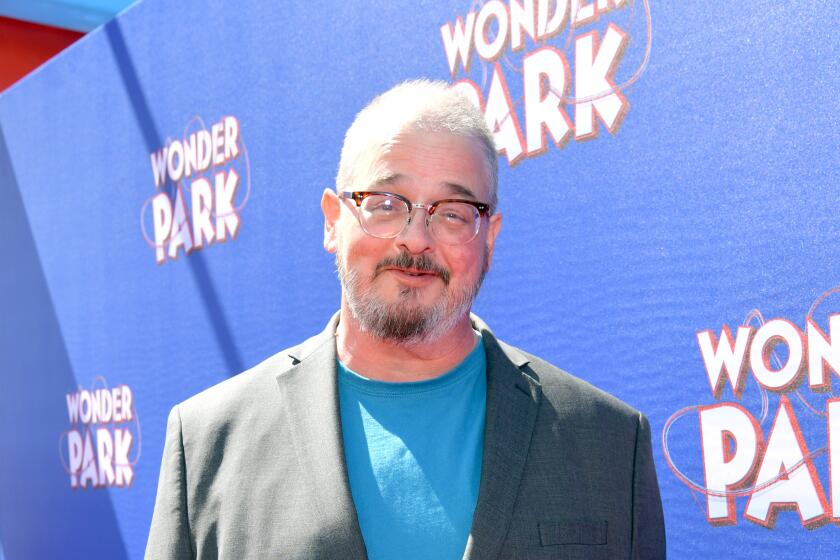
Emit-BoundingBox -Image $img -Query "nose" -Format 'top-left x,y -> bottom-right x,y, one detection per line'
396,207 -> 434,254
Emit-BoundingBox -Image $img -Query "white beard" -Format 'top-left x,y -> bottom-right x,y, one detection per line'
336,250 -> 486,345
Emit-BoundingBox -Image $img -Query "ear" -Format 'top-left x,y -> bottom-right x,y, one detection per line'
321,188 -> 341,254
484,212 -> 503,270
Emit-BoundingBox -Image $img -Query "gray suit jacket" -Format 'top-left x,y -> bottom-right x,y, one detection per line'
146,314 -> 665,559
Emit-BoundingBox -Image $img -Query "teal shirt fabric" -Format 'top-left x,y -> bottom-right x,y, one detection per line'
337,337 -> 487,560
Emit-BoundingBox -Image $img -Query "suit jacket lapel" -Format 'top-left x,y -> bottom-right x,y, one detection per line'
272,313 -> 538,560
464,318 -> 542,560
274,315 -> 367,560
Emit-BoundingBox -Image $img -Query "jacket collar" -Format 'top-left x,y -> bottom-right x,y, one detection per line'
276,312 -> 542,560
464,314 -> 542,560
275,312 -> 367,559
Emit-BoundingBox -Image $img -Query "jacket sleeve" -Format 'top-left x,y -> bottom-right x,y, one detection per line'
146,405 -> 194,560
632,413 -> 666,559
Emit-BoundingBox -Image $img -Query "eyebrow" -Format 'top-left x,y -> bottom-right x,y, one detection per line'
441,182 -> 478,200
370,173 -> 402,189
370,173 -> 479,200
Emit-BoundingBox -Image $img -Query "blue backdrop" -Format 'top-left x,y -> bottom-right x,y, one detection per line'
1,0 -> 838,557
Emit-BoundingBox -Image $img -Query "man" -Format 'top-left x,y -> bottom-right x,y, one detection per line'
146,80 -> 665,559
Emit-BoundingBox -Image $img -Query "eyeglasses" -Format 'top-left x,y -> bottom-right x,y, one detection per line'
340,191 -> 492,245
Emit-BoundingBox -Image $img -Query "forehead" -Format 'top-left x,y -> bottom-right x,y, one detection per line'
365,129 -> 490,201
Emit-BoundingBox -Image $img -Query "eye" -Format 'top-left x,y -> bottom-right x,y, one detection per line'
371,200 -> 397,213
437,203 -> 473,224
362,195 -> 405,218
443,210 -> 468,223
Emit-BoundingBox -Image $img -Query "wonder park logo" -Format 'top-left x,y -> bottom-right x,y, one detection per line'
440,0 -> 651,165
59,378 -> 140,489
141,115 -> 251,264
663,288 -> 840,528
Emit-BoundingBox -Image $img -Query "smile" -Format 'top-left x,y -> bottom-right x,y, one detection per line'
383,268 -> 441,284
373,252 -> 451,286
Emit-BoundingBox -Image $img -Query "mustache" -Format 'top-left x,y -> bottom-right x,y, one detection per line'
375,252 -> 451,285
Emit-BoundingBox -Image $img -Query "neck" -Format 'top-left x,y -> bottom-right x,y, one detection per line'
335,301 -> 478,382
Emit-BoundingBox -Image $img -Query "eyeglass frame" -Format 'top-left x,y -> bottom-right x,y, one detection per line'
339,190 -> 493,243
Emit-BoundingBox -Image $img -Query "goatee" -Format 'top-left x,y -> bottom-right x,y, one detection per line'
336,250 -> 487,345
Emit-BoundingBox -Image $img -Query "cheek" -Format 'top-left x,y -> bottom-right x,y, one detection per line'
340,234 -> 389,270
445,246 -> 485,279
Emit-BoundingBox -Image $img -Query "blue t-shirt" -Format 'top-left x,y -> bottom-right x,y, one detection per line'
337,337 -> 487,560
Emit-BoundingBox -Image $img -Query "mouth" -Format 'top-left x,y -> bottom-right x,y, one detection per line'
374,252 -> 451,286
383,267 -> 438,278
379,267 -> 444,289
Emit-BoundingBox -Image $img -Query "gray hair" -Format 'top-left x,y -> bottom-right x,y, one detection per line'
336,79 -> 498,209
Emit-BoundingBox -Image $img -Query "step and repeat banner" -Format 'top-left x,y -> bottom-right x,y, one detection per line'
1,0 -> 837,558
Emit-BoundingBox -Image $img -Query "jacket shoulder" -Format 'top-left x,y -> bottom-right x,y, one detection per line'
174,342 -> 301,429
504,341 -> 643,425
